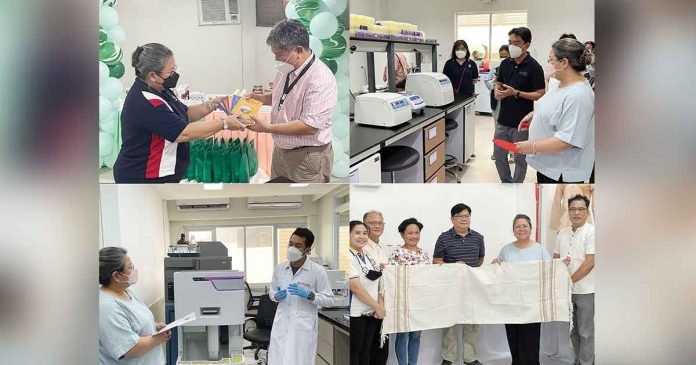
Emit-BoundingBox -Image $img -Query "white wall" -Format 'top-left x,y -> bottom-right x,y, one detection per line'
349,0 -> 595,92
350,183 -> 537,260
99,185 -> 168,310
118,0 -> 278,94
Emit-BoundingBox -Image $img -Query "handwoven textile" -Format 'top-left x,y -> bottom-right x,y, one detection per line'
381,260 -> 571,340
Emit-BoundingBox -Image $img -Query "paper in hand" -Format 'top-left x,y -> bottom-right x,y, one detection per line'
156,312 -> 197,334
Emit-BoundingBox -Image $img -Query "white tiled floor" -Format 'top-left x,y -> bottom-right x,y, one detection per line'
482,353 -> 573,365
446,114 -> 537,184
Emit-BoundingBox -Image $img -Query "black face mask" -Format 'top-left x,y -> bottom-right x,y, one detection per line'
156,71 -> 179,89
366,269 -> 382,281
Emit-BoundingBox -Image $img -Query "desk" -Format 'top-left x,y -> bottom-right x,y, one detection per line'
350,95 -> 476,183
317,308 -> 350,365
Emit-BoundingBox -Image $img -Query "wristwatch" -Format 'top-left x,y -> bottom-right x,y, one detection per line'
515,90 -> 521,98
308,292 -> 315,301
221,117 -> 229,130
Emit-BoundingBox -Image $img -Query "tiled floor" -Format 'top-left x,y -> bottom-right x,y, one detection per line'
447,113 -> 537,184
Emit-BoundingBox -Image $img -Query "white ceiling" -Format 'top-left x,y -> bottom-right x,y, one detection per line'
152,184 -> 346,200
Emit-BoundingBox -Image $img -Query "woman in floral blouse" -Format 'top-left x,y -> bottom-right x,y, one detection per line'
388,218 -> 430,365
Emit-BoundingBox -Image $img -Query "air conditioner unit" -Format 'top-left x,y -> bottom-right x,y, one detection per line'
197,0 -> 240,26
247,196 -> 302,209
176,198 -> 230,211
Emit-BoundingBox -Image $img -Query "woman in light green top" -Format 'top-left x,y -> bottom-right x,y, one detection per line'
99,247 -> 171,365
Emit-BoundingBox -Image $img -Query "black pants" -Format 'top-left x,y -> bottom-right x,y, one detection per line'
371,318 -> 389,365
536,171 -> 583,184
505,323 -> 541,365
589,164 -> 595,184
351,316 -> 380,365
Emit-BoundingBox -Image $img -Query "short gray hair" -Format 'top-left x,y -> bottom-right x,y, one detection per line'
132,43 -> 173,79
266,19 -> 309,51
99,247 -> 127,286
362,210 -> 383,222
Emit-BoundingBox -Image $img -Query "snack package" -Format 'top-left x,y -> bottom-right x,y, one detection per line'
232,97 -> 263,125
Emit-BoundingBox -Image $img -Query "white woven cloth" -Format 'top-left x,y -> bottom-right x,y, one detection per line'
381,260 -> 572,340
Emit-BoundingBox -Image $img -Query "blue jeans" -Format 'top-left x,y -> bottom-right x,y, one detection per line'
395,331 -> 421,365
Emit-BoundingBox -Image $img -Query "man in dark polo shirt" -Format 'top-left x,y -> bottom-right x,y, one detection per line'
433,203 -> 485,365
494,27 -> 546,183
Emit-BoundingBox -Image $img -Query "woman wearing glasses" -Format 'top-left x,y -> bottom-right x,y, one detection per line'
513,38 -> 595,183
349,220 -> 386,365
113,43 -> 246,183
388,218 -> 430,365
99,247 -> 171,364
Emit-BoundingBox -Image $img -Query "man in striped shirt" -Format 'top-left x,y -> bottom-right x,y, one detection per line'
433,203 -> 485,365
248,19 -> 337,183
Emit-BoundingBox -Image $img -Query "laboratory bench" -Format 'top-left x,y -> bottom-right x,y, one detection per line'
317,308 -> 350,365
349,94 -> 477,183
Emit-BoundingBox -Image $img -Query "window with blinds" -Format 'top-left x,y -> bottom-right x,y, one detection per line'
456,12 -> 527,62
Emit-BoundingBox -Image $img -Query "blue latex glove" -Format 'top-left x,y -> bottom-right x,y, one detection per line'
275,287 -> 288,301
287,283 -> 311,299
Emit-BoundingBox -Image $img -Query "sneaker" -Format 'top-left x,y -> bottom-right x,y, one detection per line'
464,361 -> 483,365
508,153 -> 515,164
441,361 -> 452,365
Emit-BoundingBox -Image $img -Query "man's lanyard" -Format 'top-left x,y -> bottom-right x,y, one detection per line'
278,54 -> 316,111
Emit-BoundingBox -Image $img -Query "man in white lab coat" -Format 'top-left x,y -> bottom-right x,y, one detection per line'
268,227 -> 334,365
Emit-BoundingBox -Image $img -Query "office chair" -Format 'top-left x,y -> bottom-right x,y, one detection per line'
243,294 -> 278,365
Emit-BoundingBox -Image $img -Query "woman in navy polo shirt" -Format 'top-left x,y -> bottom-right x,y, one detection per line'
442,40 -> 480,99
113,43 -> 246,183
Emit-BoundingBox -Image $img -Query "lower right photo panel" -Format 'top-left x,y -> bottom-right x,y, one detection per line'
348,183 -> 595,365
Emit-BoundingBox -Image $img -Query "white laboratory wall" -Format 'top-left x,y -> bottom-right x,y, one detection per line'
350,184 -> 538,261
118,0 -> 279,94
349,0 -> 594,92
316,193 -> 337,267
99,185 -> 168,310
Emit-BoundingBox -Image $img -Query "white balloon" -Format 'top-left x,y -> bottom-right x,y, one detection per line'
309,12 -> 338,40
99,95 -> 113,119
322,0 -> 347,16
332,137 -> 344,158
100,112 -> 119,134
100,77 -> 123,100
332,152 -> 349,178
107,25 -> 126,45
309,35 -> 324,58
99,131 -> 114,157
341,135 -> 350,154
99,61 -> 110,82
284,2 -> 299,19
99,6 -> 119,30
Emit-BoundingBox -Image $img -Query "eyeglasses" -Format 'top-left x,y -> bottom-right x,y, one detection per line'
160,65 -> 178,77
365,221 -> 385,226
514,225 -> 530,229
453,214 -> 470,219
569,207 -> 588,213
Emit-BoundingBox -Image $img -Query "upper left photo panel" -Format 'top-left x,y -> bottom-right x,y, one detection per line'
98,0 -> 350,184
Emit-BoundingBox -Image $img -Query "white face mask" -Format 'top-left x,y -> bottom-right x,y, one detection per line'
545,62 -> 560,79
508,44 -> 526,58
275,52 -> 296,74
117,268 -> 138,286
287,246 -> 304,262
455,50 -> 467,59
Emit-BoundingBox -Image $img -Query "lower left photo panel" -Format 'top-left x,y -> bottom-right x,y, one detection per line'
98,183 -> 350,365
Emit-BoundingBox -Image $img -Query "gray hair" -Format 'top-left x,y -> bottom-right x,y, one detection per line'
362,210 -> 383,222
551,38 -> 592,73
266,19 -> 309,51
512,214 -> 533,230
99,247 -> 127,286
132,43 -> 173,79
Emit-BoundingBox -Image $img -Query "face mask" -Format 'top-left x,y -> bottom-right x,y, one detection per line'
287,246 -> 304,262
118,268 -> 138,285
546,60 -> 564,79
455,50 -> 467,59
275,52 -> 296,74
155,71 -> 179,89
509,44 -> 526,58
366,269 -> 383,281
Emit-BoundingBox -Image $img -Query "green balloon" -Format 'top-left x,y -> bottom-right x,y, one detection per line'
99,26 -> 108,45
335,14 -> 346,33
99,42 -> 122,66
320,57 -> 338,74
320,33 -> 347,59
295,0 -> 326,21
108,61 -> 125,78
102,0 -> 119,6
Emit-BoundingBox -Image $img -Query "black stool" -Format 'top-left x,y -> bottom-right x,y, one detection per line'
444,118 -> 464,183
380,145 -> 420,183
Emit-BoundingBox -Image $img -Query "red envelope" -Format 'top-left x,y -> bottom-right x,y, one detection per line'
493,138 -> 521,153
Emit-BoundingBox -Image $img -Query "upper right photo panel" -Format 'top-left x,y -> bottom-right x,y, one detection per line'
348,0 -> 595,184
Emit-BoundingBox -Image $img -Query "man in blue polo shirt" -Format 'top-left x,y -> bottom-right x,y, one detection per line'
433,203 -> 485,365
